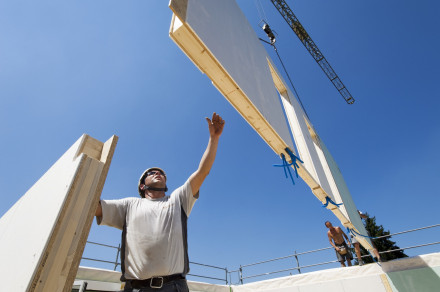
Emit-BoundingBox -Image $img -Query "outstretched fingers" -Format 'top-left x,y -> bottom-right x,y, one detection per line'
206,112 -> 225,137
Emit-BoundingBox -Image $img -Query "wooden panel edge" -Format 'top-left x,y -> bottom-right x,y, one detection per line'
380,274 -> 394,292
36,158 -> 102,292
28,154 -> 89,292
170,20 -> 289,156
63,135 -> 118,292
78,135 -> 104,161
169,15 -> 208,74
169,0 -> 188,23
74,134 -> 89,160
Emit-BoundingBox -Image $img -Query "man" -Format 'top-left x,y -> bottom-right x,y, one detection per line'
95,113 -> 225,291
351,211 -> 381,265
325,221 -> 353,267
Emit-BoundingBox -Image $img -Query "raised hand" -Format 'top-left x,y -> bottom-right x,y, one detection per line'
206,112 -> 225,139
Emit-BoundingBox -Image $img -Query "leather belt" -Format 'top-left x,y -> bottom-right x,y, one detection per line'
128,274 -> 185,289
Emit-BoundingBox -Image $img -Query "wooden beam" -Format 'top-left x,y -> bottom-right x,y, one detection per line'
169,0 -> 188,23
170,14 -> 290,156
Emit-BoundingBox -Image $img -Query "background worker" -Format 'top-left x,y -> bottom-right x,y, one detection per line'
95,113 -> 225,292
352,210 -> 382,264
351,211 -> 368,265
325,221 -> 353,267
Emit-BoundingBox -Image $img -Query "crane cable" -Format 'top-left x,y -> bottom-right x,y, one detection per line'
254,0 -> 310,120
254,0 -> 268,24
260,38 -> 310,121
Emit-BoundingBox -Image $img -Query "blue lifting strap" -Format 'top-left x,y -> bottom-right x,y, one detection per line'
273,147 -> 303,185
285,147 -> 303,178
273,153 -> 295,185
348,227 -> 377,239
322,196 -> 343,208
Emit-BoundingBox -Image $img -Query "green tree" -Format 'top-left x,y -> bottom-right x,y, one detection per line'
356,212 -> 408,264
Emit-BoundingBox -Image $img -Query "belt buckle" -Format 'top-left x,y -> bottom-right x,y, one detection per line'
150,276 -> 164,289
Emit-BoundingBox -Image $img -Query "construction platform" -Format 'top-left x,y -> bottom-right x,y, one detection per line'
74,252 -> 440,292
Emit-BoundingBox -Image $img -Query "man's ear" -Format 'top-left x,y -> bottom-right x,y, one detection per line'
140,184 -> 146,190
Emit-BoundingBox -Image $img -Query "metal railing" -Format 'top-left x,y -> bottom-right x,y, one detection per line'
187,262 -> 229,284
81,242 -> 229,284
230,223 -> 440,284
81,241 -> 121,271
80,223 -> 439,286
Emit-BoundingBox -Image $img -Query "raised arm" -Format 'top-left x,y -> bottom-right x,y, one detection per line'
189,113 -> 225,196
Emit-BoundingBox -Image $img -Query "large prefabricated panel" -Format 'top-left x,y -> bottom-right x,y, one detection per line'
168,0 -> 373,252
270,60 -> 372,250
318,140 -> 373,248
0,134 -> 118,292
169,0 -> 295,156
267,61 -> 334,198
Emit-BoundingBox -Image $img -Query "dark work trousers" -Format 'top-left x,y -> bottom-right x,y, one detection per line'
123,279 -> 189,292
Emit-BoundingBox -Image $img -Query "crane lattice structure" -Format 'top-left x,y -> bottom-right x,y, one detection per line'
270,0 -> 355,104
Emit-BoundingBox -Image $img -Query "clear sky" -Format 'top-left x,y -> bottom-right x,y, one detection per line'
1,0 -> 439,285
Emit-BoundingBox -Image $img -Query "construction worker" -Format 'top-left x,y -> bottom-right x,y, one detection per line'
352,211 -> 382,264
95,113 -> 225,291
325,221 -> 353,267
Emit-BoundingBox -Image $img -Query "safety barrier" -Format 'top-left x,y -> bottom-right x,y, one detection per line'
81,223 -> 439,285
80,242 -> 229,284
229,223 -> 440,284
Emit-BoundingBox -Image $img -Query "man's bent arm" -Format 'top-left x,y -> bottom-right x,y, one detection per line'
328,233 -> 337,249
342,229 -> 351,246
189,113 -> 224,196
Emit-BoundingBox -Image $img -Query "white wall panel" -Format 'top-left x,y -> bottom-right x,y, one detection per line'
269,59 -> 370,246
0,134 -> 117,292
170,0 -> 294,155
318,140 -> 372,248
279,90 -> 333,197
185,0 -> 294,150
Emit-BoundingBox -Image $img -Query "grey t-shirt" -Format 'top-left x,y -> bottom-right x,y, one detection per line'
97,180 -> 197,280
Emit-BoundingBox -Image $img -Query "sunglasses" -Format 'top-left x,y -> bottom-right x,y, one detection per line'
146,170 -> 165,177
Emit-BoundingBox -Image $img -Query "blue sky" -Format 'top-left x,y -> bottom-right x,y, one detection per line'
1,0 -> 439,284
